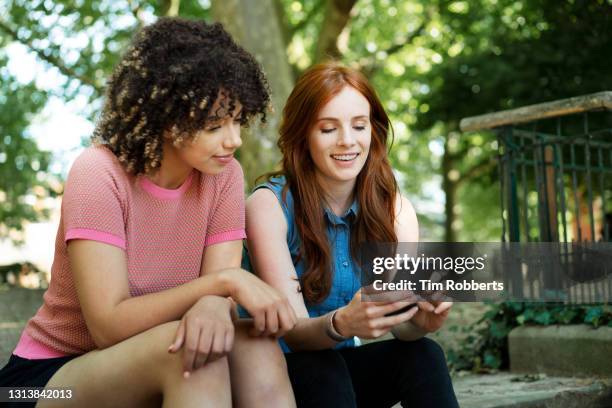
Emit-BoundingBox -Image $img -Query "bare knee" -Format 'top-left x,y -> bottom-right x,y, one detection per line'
43,321 -> 231,407
233,321 -> 287,369
230,322 -> 293,407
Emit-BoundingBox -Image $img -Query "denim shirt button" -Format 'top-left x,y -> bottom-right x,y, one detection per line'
342,261 -> 349,267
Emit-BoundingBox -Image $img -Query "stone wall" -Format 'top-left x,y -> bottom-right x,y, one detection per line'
0,287 -> 44,365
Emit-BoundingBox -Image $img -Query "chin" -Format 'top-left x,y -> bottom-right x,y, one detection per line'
197,164 -> 226,175
328,170 -> 362,182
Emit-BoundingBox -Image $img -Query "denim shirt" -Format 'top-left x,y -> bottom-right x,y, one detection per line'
242,176 -> 360,350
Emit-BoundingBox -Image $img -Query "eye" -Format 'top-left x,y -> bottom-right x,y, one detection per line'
321,128 -> 336,134
205,125 -> 221,132
354,126 -> 366,131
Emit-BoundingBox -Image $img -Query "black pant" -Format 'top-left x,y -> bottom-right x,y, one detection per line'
285,338 -> 459,408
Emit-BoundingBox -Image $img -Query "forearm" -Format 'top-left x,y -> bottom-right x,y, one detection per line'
282,313 -> 344,351
94,273 -> 231,348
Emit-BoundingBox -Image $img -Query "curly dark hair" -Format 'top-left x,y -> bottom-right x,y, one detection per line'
93,17 -> 270,175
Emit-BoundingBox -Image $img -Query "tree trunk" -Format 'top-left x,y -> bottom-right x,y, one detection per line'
315,0 -> 356,62
211,0 -> 294,187
442,136 -> 458,242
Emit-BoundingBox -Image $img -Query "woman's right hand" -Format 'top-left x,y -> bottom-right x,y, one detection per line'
218,268 -> 297,337
334,289 -> 418,339
168,295 -> 235,377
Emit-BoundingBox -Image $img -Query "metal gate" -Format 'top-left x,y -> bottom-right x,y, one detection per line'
461,92 -> 612,303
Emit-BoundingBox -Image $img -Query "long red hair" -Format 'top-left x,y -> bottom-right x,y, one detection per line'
270,62 -> 398,304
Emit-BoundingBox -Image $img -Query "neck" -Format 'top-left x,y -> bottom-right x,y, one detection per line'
146,141 -> 192,189
316,174 -> 356,216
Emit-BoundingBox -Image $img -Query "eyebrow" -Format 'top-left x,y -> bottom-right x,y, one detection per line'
207,108 -> 243,122
317,115 -> 369,122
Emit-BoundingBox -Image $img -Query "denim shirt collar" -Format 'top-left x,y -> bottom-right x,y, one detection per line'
323,200 -> 359,226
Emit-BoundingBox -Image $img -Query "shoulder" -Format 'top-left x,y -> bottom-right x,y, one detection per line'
247,187 -> 285,217
246,184 -> 289,234
394,193 -> 419,242
251,175 -> 293,209
66,145 -> 127,187
72,145 -> 121,170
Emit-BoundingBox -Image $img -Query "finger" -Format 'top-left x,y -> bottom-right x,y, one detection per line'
194,329 -> 212,370
434,301 -> 453,314
249,314 -> 266,337
252,307 -> 267,335
367,288 -> 418,306
374,300 -> 416,318
431,290 -> 449,302
225,325 -> 235,353
169,318 -> 186,353
417,301 -> 435,312
276,302 -> 295,338
379,289 -> 418,304
375,304 -> 419,329
209,327 -> 227,362
183,322 -> 200,376
264,306 -> 279,336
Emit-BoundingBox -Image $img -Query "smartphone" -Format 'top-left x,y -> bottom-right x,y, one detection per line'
384,303 -> 417,317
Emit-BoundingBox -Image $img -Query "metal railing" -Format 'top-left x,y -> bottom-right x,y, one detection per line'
460,91 -> 612,303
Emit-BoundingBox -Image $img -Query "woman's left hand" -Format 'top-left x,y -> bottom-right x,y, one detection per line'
409,301 -> 452,333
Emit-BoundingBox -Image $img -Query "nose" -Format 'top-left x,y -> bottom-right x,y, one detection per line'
337,126 -> 356,147
223,121 -> 242,149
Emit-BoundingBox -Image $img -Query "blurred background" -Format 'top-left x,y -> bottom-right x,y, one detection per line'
1,0 -> 611,264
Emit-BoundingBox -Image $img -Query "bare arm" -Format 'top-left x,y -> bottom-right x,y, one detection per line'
245,189 -> 337,351
70,234 -> 291,350
246,189 -> 416,351
68,239 -> 238,349
389,195 -> 453,340
389,194 -> 429,341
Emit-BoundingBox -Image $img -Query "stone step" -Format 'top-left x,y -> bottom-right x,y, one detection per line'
509,325 -> 612,377
452,373 -> 612,408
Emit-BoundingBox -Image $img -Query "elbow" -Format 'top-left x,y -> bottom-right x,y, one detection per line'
86,317 -> 123,349
89,328 -> 119,349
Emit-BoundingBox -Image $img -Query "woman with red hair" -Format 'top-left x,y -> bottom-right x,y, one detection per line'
244,62 -> 458,407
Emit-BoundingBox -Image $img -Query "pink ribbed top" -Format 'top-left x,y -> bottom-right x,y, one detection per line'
15,146 -> 246,358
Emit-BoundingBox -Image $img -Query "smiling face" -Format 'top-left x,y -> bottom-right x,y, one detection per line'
169,98 -> 243,177
308,86 -> 371,187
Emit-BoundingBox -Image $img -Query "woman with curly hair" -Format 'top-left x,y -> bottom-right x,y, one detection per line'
244,63 -> 458,407
0,18 -> 296,407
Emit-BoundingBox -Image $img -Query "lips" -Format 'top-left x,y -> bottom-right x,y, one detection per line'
213,153 -> 234,164
330,153 -> 359,161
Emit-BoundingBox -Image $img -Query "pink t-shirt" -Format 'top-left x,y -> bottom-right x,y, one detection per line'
14,146 -> 246,358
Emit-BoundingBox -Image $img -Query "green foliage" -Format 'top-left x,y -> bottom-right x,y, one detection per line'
447,302 -> 612,372
410,0 -> 612,241
0,1 -> 213,239
0,65 -> 54,241
1,0 -> 611,242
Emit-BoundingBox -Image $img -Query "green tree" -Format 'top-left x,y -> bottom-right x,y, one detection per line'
412,0 -> 612,241
0,70 -> 52,242
2,0 -> 610,243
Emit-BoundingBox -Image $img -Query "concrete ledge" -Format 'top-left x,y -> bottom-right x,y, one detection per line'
0,288 -> 44,365
453,373 -> 611,408
509,325 -> 612,377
